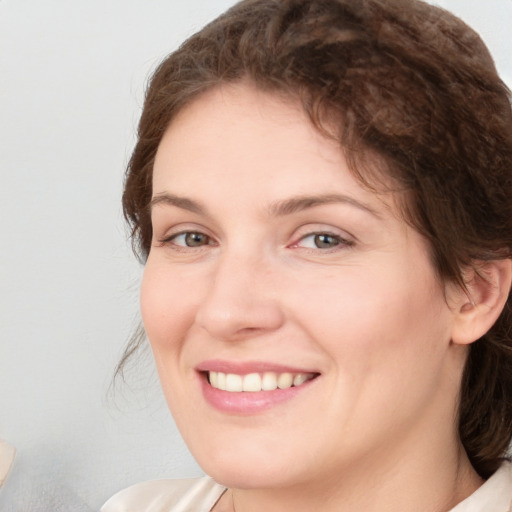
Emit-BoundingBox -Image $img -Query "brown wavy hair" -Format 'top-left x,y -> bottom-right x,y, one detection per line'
119,0 -> 512,478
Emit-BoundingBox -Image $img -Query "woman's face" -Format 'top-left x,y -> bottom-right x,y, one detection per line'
142,83 -> 466,489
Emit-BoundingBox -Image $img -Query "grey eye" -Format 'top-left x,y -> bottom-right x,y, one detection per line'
184,232 -> 210,247
313,234 -> 341,248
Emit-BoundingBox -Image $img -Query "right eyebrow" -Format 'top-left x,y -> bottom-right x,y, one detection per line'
267,193 -> 381,218
149,193 -> 208,215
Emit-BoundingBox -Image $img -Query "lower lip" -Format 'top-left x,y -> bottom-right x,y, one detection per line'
200,374 -> 316,414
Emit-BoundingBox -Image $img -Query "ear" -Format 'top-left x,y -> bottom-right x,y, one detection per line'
450,259 -> 512,346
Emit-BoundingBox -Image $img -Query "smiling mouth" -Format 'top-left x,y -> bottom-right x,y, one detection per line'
207,371 -> 318,392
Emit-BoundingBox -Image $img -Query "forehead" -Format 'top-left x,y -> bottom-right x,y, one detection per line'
152,82 -> 397,216
155,83 -> 333,171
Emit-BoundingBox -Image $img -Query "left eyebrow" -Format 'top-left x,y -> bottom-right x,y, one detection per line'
267,194 -> 381,218
149,193 -> 208,216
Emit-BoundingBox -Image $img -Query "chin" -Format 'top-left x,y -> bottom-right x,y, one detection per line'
205,463 -> 299,490
191,439 -> 303,489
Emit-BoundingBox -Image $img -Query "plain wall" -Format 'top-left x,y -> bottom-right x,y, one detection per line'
0,1 -> 511,510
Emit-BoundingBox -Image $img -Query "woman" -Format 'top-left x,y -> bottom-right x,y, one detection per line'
102,0 -> 512,510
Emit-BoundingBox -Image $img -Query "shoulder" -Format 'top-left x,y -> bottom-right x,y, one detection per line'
450,461 -> 512,512
101,476 -> 226,512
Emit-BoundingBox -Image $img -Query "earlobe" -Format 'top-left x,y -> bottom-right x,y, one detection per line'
451,258 -> 512,346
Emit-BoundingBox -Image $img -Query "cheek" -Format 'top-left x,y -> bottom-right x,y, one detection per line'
289,265 -> 454,445
140,262 -> 200,353
140,263 -> 201,411
291,262 -> 451,381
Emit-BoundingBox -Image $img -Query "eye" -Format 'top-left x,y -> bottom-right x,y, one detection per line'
165,231 -> 213,247
295,232 -> 352,250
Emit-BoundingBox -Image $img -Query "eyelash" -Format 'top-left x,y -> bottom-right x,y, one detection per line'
158,231 -> 216,249
293,232 -> 354,251
157,230 -> 354,252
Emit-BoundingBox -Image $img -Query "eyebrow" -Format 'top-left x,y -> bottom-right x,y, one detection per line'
149,192 -> 380,218
150,193 -> 208,215
267,194 -> 381,218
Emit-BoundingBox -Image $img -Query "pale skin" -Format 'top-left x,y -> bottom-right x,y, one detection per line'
141,82 -> 512,512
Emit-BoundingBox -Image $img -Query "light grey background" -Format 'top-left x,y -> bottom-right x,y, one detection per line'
0,1 -> 511,510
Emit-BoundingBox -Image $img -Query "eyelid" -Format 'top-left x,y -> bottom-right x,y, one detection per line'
154,223 -> 218,248
290,223 -> 355,242
153,222 -> 355,252
161,230 -> 215,244
294,232 -> 353,248
287,224 -> 357,253
170,231 -> 207,244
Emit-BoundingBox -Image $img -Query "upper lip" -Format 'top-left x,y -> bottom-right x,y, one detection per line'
196,359 -> 320,375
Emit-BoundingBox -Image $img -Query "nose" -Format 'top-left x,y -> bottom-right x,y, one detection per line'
195,251 -> 285,341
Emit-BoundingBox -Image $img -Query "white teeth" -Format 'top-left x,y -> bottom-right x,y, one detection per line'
225,373 -> 243,392
242,373 -> 262,392
293,373 -> 308,386
217,371 -> 226,390
277,372 -> 293,389
261,372 -> 278,391
208,371 -> 314,392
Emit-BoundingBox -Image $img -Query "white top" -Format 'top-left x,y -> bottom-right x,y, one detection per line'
101,477 -> 226,512
101,461 -> 512,512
